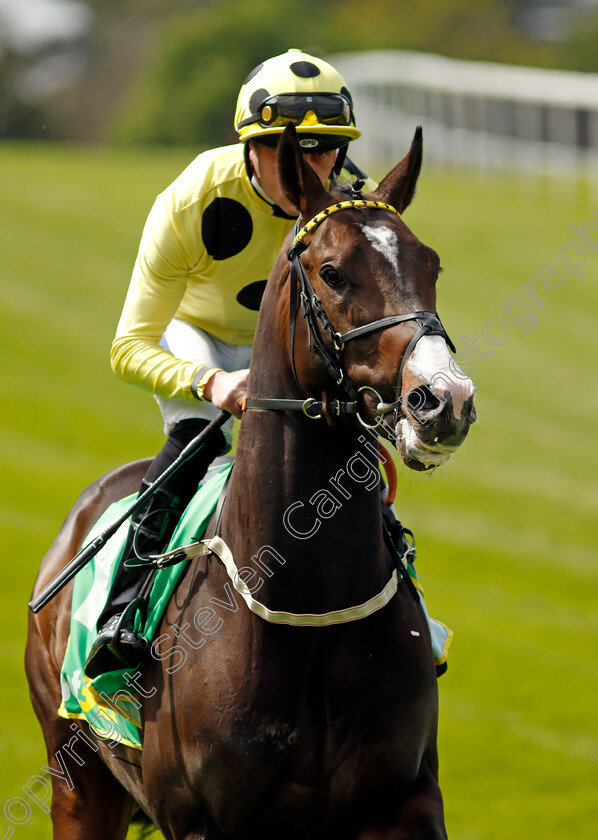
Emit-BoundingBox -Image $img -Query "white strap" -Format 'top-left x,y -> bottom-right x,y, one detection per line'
150,542 -> 210,563
202,535 -> 398,627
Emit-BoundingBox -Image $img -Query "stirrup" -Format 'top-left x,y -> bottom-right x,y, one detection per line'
84,600 -> 149,678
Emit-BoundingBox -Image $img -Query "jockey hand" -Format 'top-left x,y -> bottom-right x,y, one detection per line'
204,369 -> 249,418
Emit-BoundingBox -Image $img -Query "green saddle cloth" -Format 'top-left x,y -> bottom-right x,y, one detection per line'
58,460 -> 233,750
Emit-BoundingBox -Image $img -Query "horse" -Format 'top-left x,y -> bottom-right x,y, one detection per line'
26,123 -> 476,840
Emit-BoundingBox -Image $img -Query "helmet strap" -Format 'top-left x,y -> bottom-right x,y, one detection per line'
329,143 -> 348,186
243,141 -> 253,179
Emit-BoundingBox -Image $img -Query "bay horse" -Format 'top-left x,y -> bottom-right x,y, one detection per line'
26,124 -> 476,839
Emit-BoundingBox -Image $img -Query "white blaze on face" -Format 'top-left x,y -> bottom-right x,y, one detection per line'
406,335 -> 476,421
361,225 -> 400,275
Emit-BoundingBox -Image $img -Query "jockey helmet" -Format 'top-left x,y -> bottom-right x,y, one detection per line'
235,49 -> 360,151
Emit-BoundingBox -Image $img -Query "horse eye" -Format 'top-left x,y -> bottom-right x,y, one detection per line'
320,266 -> 343,288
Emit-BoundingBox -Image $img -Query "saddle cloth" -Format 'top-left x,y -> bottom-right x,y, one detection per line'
58,461 -> 233,749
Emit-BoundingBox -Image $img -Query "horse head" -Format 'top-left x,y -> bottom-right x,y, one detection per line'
276,123 -> 476,471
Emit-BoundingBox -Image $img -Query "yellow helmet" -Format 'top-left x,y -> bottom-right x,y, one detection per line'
235,49 -> 361,150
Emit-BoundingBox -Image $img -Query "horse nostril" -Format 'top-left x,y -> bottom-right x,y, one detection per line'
463,394 -> 477,424
406,385 -> 441,417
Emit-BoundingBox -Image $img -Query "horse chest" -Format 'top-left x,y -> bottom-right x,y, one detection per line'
149,595 -> 435,831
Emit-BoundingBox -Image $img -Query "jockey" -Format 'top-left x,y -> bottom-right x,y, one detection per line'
85,49 -> 376,677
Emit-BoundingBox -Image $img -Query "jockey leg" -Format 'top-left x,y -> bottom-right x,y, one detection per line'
84,417 -> 226,678
86,320 -> 250,678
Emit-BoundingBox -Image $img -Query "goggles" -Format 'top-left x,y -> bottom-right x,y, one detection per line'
238,93 -> 354,130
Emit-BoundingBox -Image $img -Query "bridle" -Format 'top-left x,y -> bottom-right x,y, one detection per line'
245,198 -> 455,430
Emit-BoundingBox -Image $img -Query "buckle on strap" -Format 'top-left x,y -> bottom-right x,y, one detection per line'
302,398 -> 323,420
356,386 -> 385,430
149,542 -> 211,569
301,397 -> 360,420
244,397 -> 360,418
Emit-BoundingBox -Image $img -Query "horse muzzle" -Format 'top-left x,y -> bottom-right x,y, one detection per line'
394,383 -> 477,471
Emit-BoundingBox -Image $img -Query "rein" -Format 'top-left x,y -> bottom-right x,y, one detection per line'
245,197 -> 455,430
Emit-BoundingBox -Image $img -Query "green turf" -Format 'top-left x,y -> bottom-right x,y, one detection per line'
0,143 -> 596,839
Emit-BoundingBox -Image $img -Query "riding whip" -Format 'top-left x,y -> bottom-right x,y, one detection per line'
28,410 -> 231,614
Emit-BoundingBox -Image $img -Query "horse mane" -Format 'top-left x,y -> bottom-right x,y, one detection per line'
330,182 -> 354,198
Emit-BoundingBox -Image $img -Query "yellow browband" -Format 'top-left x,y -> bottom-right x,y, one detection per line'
293,199 -> 401,248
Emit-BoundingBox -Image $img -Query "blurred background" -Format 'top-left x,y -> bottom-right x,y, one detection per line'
1,1 -> 596,838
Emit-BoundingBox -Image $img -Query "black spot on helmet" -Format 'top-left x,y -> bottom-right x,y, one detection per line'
290,61 -> 320,78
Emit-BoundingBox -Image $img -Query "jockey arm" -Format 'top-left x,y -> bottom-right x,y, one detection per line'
110,190 -> 225,404
109,147 -> 286,409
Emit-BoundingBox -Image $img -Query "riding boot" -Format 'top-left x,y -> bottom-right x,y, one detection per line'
84,418 -> 227,678
83,482 -> 184,678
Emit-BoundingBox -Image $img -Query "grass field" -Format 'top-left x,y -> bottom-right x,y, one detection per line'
0,142 -> 596,839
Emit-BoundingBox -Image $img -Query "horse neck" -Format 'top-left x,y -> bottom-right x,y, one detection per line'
221,301 -> 390,615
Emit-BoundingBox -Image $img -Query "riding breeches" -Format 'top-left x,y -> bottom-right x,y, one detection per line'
156,318 -> 252,446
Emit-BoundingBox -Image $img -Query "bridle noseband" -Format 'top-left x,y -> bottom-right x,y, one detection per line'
245,198 -> 455,430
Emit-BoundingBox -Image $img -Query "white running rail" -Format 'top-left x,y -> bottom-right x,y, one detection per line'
332,50 -> 598,176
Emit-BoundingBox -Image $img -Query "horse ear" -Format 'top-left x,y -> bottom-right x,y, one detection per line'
373,126 -> 423,214
277,123 -> 329,217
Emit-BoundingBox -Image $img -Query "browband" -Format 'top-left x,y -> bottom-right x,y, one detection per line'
293,199 -> 401,249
